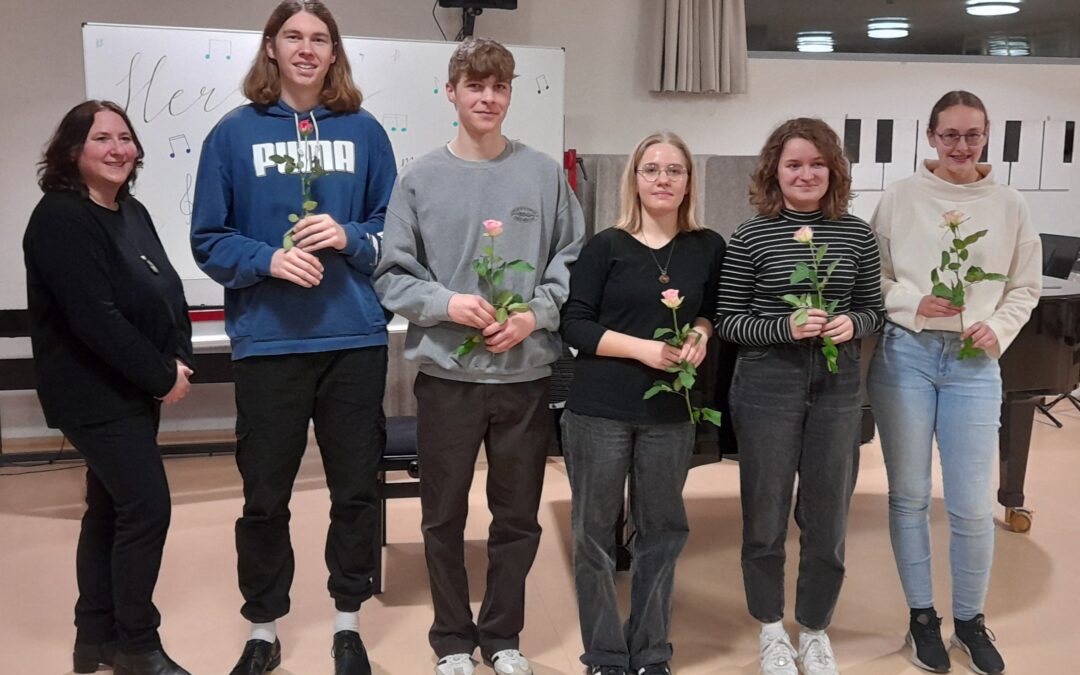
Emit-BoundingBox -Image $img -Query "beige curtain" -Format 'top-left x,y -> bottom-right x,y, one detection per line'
653,0 -> 748,94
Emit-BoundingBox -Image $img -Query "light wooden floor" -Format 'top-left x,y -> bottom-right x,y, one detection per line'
2,404 -> 1077,674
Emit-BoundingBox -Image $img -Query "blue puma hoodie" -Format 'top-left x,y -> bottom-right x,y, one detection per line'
191,100 -> 397,359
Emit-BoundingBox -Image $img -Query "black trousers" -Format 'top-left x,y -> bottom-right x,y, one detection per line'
413,373 -> 552,659
63,405 -> 170,654
233,347 -> 387,622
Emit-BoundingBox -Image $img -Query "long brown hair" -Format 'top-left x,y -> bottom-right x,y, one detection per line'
37,100 -> 144,200
614,132 -> 702,234
243,0 -> 362,113
749,118 -> 851,221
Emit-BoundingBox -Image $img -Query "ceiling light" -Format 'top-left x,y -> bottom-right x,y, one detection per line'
988,35 -> 1030,56
867,18 -> 910,39
796,31 -> 834,53
966,1 -> 1021,17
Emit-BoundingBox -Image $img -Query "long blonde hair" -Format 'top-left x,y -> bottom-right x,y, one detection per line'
614,132 -> 702,234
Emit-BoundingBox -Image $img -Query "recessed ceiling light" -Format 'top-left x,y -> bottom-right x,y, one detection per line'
966,0 -> 1021,17
797,31 -> 834,53
867,18 -> 910,39
988,35 -> 1030,55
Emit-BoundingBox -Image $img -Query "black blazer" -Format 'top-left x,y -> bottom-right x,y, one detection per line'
23,191 -> 193,428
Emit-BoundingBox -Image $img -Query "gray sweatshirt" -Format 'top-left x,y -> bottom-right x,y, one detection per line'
374,140 -> 585,384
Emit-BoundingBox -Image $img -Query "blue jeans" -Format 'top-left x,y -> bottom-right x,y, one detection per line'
867,323 -> 1001,621
730,341 -> 862,630
561,410 -> 694,670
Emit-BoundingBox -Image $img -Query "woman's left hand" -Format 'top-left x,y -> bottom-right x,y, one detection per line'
961,321 -> 999,352
293,214 -> 348,252
821,314 -> 855,344
679,329 -> 709,367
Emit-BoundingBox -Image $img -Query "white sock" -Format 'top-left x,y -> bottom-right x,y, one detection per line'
761,620 -> 787,640
250,620 -> 277,643
799,625 -> 825,646
334,610 -> 359,634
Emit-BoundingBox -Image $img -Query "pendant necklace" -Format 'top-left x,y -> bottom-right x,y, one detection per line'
641,230 -> 676,284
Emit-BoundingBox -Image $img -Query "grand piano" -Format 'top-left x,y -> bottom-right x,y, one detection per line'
996,275 -> 1080,532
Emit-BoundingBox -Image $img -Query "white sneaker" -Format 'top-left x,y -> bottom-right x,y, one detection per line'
489,649 -> 533,675
436,653 -> 476,675
759,632 -> 798,675
798,632 -> 839,675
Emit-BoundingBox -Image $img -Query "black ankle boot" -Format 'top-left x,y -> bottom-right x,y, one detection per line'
73,641 -> 116,673
951,614 -> 1005,675
114,648 -> 192,675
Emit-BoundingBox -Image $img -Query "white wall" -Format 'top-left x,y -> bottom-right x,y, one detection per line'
3,0 -> 1079,439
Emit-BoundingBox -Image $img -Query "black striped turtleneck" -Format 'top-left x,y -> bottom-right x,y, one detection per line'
715,208 -> 884,346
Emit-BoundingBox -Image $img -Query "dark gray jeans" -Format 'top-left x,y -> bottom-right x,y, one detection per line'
730,341 -> 862,630
561,409 -> 695,670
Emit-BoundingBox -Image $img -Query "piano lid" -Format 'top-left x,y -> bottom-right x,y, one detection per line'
1040,275 -> 1080,300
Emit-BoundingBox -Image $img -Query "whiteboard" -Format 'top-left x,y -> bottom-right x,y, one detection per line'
82,23 -> 566,305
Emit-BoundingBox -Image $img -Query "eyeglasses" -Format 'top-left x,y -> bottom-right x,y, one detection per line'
935,131 -> 987,147
636,164 -> 688,182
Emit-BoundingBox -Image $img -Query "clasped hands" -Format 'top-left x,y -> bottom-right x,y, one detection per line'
448,293 -> 535,354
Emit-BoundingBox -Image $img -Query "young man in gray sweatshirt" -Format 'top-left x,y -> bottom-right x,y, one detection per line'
373,38 -> 584,675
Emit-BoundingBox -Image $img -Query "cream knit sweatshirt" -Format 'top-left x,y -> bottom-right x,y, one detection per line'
870,160 -> 1042,358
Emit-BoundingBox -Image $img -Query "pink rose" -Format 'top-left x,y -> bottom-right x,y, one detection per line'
793,226 -> 814,244
942,210 -> 967,228
661,288 -> 683,309
483,219 -> 504,237
298,119 -> 313,136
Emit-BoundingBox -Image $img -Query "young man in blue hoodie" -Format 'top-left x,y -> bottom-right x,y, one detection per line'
374,38 -> 584,675
190,3 -> 395,674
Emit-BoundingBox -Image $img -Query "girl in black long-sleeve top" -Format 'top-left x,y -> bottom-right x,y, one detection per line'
23,100 -> 193,675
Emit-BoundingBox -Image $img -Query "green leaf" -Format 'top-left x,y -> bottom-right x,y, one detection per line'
982,273 -> 1009,282
678,371 -> 695,390
827,299 -> 840,314
269,154 -> 287,164
653,327 -> 676,339
957,336 -> 983,360
492,270 -> 505,287
507,303 -> 531,313
951,286 -> 965,307
691,409 -> 701,424
825,259 -> 839,280
930,268 -> 941,284
790,262 -> 811,285
947,262 -> 961,271
473,259 -> 485,275
453,335 -> 482,359
506,260 -> 535,272
963,230 -> 988,246
287,213 -> 299,224
952,238 -> 965,250
700,407 -> 723,427
683,360 -> 697,377
939,251 -> 951,271
495,307 -> 508,323
781,294 -> 806,308
283,230 -> 294,250
672,377 -> 684,392
815,243 -> 828,263
931,282 -> 953,300
964,266 -> 985,283
643,382 -> 673,399
959,249 -> 970,261
494,289 -> 515,307
303,200 -> 317,212
482,246 -> 493,256
793,307 -> 809,326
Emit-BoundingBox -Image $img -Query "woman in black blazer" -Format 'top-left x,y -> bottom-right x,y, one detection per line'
23,100 -> 194,675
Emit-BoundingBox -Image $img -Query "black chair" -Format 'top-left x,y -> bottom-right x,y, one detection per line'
372,415 -> 421,595
1035,234 -> 1080,426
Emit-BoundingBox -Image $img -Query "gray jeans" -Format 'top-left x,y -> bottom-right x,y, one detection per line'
561,409 -> 694,670
731,341 -> 862,630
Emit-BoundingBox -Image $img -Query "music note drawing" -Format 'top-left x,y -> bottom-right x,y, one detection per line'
205,38 -> 232,61
168,134 -> 191,158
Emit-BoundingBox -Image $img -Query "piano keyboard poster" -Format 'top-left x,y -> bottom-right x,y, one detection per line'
831,116 -> 1075,192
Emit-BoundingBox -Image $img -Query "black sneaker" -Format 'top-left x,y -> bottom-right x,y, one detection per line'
587,667 -> 627,675
951,614 -> 1005,675
907,608 -> 951,673
637,664 -> 672,675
